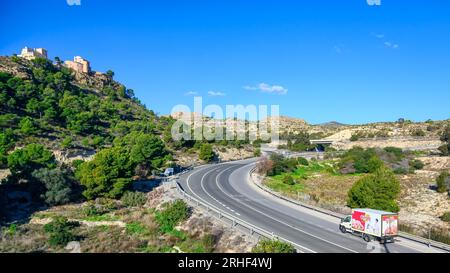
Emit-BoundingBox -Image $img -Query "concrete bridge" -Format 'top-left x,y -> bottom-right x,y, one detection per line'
310,139 -> 335,145
310,139 -> 336,152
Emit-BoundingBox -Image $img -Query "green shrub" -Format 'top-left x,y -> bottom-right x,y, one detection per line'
439,126 -> 450,156
0,130 -> 15,167
155,200 -> 190,233
18,117 -> 39,136
441,212 -> 450,222
72,159 -> 84,169
436,171 -> 449,193
43,216 -> 78,247
282,175 -> 295,185
82,201 -> 115,217
75,146 -> 134,200
383,147 -> 404,161
339,147 -> 384,174
347,167 -> 401,212
125,222 -> 148,235
199,143 -> 215,162
201,234 -> 216,253
61,136 -> 73,149
366,156 -> 385,173
267,154 -> 298,176
297,157 -> 309,166
121,191 -> 147,207
251,239 -> 296,253
350,134 -> 359,142
438,144 -> 449,156
393,168 -> 408,175
285,132 -> 314,152
411,129 -> 425,137
4,224 -> 17,236
409,159 -> 424,171
7,144 -> 55,179
32,168 -> 72,205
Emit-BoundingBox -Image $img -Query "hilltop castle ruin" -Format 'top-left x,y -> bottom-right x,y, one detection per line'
64,56 -> 90,74
18,47 -> 48,60
18,47 -> 91,74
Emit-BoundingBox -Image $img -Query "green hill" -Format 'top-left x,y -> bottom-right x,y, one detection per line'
0,56 -> 174,157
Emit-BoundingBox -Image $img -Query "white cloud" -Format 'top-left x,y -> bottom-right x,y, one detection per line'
244,83 -> 288,95
372,33 -> 385,39
384,41 -> 399,49
207,91 -> 226,97
372,33 -> 399,49
184,91 -> 198,96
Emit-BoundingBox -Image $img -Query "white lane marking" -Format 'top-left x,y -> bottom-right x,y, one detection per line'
199,166 -> 236,214
186,164 -> 314,253
211,165 -> 317,253
214,164 -> 359,253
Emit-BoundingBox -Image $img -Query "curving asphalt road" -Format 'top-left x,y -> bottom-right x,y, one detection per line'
178,159 -> 443,253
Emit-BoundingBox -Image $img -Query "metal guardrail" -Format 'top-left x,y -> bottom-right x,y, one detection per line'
173,180 -> 311,253
248,166 -> 450,252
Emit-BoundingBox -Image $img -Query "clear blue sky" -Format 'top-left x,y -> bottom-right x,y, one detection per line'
1,0 -> 449,124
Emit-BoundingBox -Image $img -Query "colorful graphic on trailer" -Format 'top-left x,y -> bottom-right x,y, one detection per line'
351,210 -> 367,232
382,215 -> 398,236
351,210 -> 381,236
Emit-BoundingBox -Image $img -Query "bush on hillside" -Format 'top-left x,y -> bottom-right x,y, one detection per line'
155,200 -> 190,233
199,143 -> 215,162
436,171 -> 449,193
43,216 -> 79,247
32,168 -> 72,205
297,157 -> 309,166
251,239 -> 296,253
76,146 -> 134,200
347,167 -> 401,212
282,175 -> 295,186
121,191 -> 147,207
7,144 -> 55,179
409,159 -> 424,171
441,212 -> 450,222
339,147 -> 386,174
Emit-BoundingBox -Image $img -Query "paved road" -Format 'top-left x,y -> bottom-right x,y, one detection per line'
178,159 -> 442,253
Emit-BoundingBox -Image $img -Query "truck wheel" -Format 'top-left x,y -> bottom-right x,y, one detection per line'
339,225 -> 346,233
363,234 -> 371,242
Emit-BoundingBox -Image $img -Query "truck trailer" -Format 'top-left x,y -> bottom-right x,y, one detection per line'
339,208 -> 398,243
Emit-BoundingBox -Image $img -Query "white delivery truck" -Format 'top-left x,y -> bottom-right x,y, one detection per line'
339,208 -> 398,243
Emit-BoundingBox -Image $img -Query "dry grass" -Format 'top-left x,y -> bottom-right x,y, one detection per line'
303,173 -> 360,206
0,224 -> 48,253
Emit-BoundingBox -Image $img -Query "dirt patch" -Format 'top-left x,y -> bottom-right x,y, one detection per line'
177,209 -> 254,253
398,173 -> 450,232
417,156 -> 450,171
332,138 -> 443,151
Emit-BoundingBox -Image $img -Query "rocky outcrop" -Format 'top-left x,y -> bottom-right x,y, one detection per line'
72,71 -> 123,92
53,149 -> 96,164
0,56 -> 33,79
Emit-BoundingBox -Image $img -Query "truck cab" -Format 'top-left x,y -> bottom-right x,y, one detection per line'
339,215 -> 352,233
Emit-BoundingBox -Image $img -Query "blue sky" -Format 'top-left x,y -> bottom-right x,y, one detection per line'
1,0 -> 449,124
